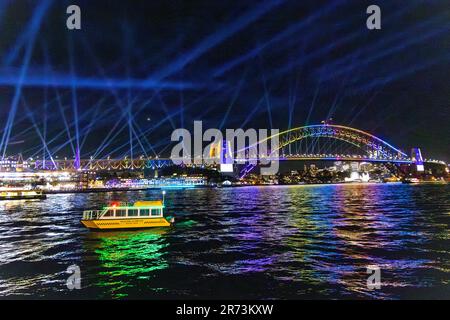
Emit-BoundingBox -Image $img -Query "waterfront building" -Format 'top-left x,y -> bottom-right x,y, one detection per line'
0,156 -> 30,172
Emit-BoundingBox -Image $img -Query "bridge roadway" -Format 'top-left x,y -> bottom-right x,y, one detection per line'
31,155 -> 434,171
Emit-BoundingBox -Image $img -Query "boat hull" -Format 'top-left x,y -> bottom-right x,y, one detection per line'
81,217 -> 172,230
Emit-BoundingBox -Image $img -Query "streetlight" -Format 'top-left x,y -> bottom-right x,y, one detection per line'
162,190 -> 166,206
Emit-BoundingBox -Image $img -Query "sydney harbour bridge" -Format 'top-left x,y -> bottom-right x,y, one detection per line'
31,124 -> 443,172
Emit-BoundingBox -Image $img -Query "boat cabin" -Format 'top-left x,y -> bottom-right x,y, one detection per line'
83,200 -> 165,220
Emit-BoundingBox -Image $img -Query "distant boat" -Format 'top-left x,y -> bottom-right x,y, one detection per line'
221,180 -> 232,187
402,178 -> 420,184
0,189 -> 46,201
81,192 -> 174,230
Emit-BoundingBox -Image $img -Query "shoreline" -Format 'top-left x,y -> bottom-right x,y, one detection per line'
38,180 -> 448,195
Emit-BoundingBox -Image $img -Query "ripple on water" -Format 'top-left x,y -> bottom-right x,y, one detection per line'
0,184 -> 449,299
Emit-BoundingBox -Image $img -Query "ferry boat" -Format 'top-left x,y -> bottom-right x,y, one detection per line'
0,189 -> 46,200
81,192 -> 174,230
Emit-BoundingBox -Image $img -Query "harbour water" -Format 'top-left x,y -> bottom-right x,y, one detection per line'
0,183 -> 449,299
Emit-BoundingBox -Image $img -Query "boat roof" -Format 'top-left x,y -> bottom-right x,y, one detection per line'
134,200 -> 163,207
105,200 -> 164,209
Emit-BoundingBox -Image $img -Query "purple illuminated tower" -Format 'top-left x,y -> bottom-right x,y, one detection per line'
411,147 -> 424,172
220,139 -> 233,173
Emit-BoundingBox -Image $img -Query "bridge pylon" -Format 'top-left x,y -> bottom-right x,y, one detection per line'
411,147 -> 424,172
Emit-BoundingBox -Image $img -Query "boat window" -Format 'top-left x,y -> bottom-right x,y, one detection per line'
103,210 -> 114,217
128,209 -> 138,217
140,209 -> 150,216
116,209 -> 126,217
151,208 -> 161,216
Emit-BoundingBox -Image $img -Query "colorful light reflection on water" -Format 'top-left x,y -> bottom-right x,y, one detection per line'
0,184 -> 449,299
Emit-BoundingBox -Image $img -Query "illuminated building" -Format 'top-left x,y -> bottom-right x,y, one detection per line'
0,156 -> 30,172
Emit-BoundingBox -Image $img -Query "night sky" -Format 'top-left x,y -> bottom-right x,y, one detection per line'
0,0 -> 449,161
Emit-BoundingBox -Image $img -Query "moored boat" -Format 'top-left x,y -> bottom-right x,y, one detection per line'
402,178 -> 420,184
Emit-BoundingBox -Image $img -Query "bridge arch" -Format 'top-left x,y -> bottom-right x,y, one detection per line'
257,124 -> 409,162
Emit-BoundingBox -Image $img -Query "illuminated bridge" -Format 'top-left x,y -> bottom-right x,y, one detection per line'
262,124 -> 411,162
31,124 -> 445,171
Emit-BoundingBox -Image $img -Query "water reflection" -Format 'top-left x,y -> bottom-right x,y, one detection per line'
0,184 -> 449,299
83,229 -> 169,298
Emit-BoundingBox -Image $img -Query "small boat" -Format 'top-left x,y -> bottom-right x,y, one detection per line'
81,192 -> 174,230
0,189 -> 46,201
402,178 -> 420,184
